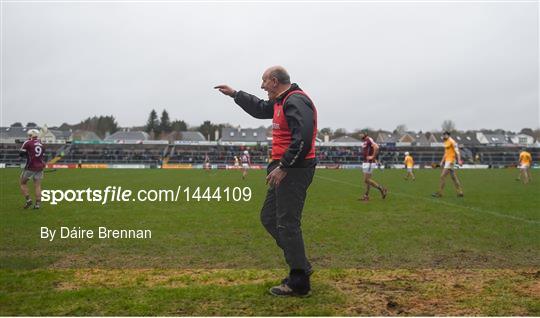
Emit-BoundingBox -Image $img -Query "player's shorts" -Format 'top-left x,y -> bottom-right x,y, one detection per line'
519,164 -> 530,170
443,161 -> 455,170
242,163 -> 249,169
407,167 -> 413,173
362,162 -> 376,174
20,169 -> 43,181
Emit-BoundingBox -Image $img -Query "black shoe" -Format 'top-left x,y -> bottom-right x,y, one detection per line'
269,283 -> 310,297
431,192 -> 442,198
23,200 -> 32,209
281,266 -> 314,285
33,204 -> 40,209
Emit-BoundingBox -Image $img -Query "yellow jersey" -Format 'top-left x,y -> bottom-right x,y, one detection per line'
404,155 -> 414,168
443,137 -> 458,163
519,151 -> 532,166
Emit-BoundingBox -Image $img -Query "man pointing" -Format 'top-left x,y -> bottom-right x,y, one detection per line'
215,66 -> 317,297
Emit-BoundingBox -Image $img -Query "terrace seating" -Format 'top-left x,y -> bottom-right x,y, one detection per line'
0,143 -> 62,166
60,144 -> 167,165
167,145 -> 268,164
1,143 -> 538,167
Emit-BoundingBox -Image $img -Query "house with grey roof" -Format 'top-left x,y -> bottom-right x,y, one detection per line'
105,130 -> 149,142
424,132 -> 438,144
330,135 -> 361,143
399,132 -> 416,143
72,130 -> 101,141
1,126 -> 72,143
507,133 -> 535,146
180,131 -> 206,142
0,127 -> 30,143
411,132 -> 430,146
165,131 -> 206,142
427,132 -> 445,143
483,134 -> 507,146
375,131 -> 397,144
220,127 -> 268,142
453,131 -> 482,146
53,130 -> 72,142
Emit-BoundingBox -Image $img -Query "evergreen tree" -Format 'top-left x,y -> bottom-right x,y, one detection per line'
171,120 -> 188,132
145,109 -> 160,135
197,120 -> 215,141
160,110 -> 172,134
75,115 -> 118,138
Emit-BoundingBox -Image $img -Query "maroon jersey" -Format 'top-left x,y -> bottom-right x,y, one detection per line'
362,137 -> 376,163
20,138 -> 46,171
241,154 -> 250,164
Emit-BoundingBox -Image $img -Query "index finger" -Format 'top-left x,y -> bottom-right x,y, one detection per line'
213,85 -> 225,89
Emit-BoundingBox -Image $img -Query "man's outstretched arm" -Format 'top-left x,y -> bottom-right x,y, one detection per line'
214,84 -> 273,119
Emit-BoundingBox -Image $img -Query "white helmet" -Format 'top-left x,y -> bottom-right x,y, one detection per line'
244,150 -> 249,155
27,129 -> 40,138
404,152 -> 410,156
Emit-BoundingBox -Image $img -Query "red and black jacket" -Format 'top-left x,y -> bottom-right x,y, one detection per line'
234,83 -> 317,168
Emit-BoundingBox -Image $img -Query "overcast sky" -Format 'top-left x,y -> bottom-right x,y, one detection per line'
1,1 -> 539,132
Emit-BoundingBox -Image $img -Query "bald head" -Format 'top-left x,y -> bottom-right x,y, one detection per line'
264,66 -> 291,85
261,65 -> 292,100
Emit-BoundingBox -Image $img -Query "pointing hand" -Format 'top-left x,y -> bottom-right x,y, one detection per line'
214,85 -> 237,98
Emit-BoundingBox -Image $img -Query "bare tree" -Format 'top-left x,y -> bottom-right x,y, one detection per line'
333,128 -> 348,139
441,120 -> 456,132
394,124 -> 407,135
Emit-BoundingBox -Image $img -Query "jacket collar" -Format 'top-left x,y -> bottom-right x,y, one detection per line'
275,83 -> 301,103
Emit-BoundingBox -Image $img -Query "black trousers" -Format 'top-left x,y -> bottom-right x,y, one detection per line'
260,161 -> 315,272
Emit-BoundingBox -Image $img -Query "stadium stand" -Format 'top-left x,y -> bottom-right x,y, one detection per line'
104,131 -> 150,142
1,126 -> 539,167
0,143 -> 64,166
167,145 -> 268,164
1,142 -> 538,167
61,143 -> 167,165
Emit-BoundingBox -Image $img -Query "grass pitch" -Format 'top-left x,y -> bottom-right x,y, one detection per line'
1,168 -> 539,315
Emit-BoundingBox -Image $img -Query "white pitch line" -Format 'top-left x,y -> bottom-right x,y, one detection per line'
315,174 -> 540,225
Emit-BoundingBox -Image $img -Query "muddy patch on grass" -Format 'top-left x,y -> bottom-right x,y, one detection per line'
56,268 -> 281,290
328,269 -> 539,316
51,268 -> 539,315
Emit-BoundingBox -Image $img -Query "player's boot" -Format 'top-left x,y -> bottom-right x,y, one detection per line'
431,192 -> 442,198
457,192 -> 464,197
23,199 -> 33,209
380,187 -> 388,199
358,195 -> 369,201
33,201 -> 41,209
